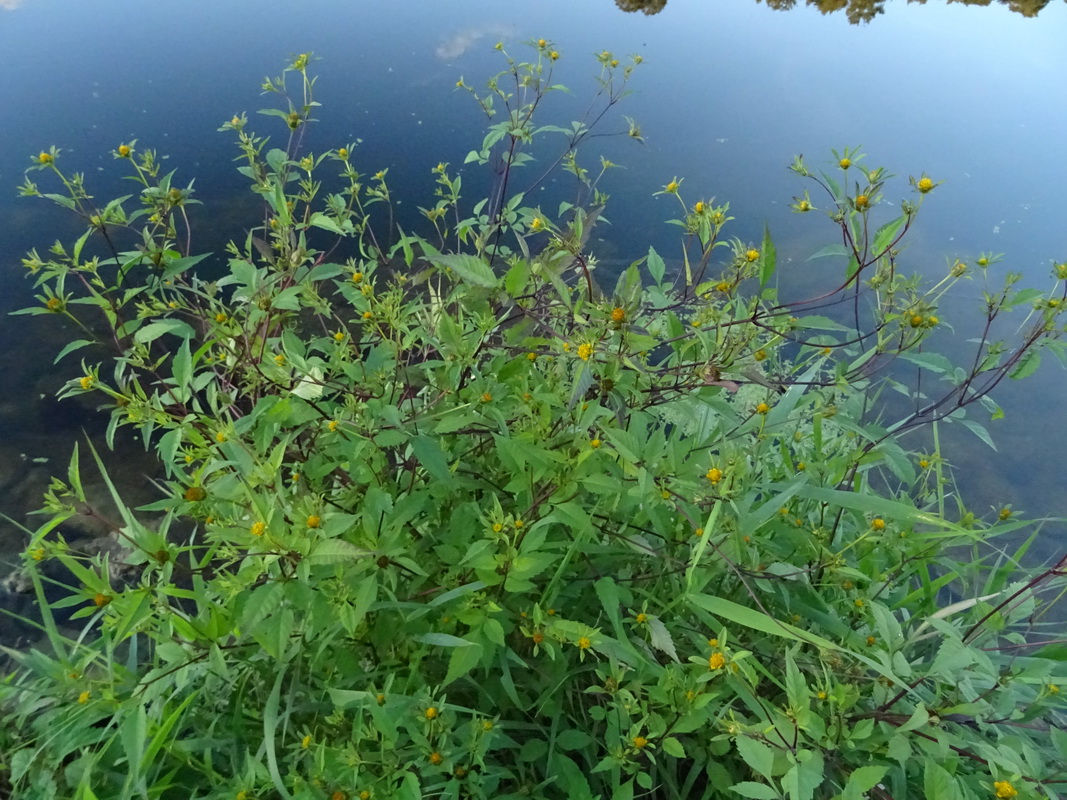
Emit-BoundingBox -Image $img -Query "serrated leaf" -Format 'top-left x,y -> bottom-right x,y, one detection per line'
729,782 -> 779,799
841,766 -> 887,800
661,736 -> 686,759
760,223 -> 776,287
413,632 -> 476,647
443,642 -> 483,686
133,318 -> 195,345
430,253 -> 498,288
647,616 -> 679,663
647,246 -> 666,284
307,539 -> 370,563
1009,349 -> 1040,380
735,736 -> 775,781
807,243 -> 849,261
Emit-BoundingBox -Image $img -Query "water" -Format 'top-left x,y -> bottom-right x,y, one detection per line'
2,0 -> 1065,630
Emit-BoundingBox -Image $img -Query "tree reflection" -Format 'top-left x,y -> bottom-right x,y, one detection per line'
614,0 -> 1060,23
615,0 -> 668,14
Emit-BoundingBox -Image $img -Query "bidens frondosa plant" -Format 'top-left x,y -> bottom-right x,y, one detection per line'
5,46 -> 1067,800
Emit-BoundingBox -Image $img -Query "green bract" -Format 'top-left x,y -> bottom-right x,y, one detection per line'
3,46 -> 1066,800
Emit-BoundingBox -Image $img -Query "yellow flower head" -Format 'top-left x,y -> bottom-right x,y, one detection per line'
590,438 -> 601,448
993,781 -> 1018,799
855,194 -> 870,209
429,751 -> 443,766
302,734 -> 312,749
306,515 -> 321,528
549,50 -> 560,61
611,306 -> 626,323
632,735 -> 648,749
706,468 -> 723,484
79,376 -> 93,390
117,144 -> 131,158
530,216 -> 544,231
424,706 -> 438,720
708,652 -> 725,670
46,296 -> 64,312
184,486 -> 206,502
998,507 -> 1012,521
871,518 -> 886,531
745,249 -> 759,263
635,612 -> 648,623
756,402 -> 770,415
328,420 -> 339,432
716,281 -> 731,293
910,314 -> 924,328
480,392 -> 492,403
93,593 -> 111,607
577,636 -> 592,650
577,342 -> 594,361
38,151 -> 54,165
754,349 -> 768,361
665,180 -> 679,194
917,176 -> 935,193
338,147 -> 349,160
30,547 -> 46,561
537,38 -> 547,48
694,201 -> 705,214
78,690 -> 91,704
839,158 -> 851,170
251,521 -> 266,537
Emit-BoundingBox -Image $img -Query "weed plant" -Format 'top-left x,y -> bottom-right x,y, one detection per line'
3,44 -> 1066,800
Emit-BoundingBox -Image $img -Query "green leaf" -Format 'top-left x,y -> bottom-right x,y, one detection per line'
413,632 -> 476,647
53,338 -> 95,365
782,750 -> 823,800
760,223 -> 776,287
308,212 -> 344,234
556,729 -> 593,751
173,338 -> 192,390
263,664 -> 294,800
133,318 -> 195,345
841,766 -> 888,800
120,703 -> 147,788
661,736 -> 686,759
430,253 -> 498,288
923,761 -> 959,800
806,244 -> 849,261
1009,349 -> 1040,380
647,246 -> 666,284
308,539 -> 370,563
443,642 -> 483,686
735,736 -> 775,781
899,350 -> 958,377
873,214 -> 907,255
410,435 -> 453,484
729,783 -> 780,800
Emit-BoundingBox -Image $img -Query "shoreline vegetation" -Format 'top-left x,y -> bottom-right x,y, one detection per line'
2,45 -> 1065,799
618,0 -> 1065,24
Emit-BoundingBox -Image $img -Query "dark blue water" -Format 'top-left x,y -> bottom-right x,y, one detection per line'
2,0 -> 1066,572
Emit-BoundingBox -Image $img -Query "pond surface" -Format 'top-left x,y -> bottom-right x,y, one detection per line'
1,0 -> 1065,625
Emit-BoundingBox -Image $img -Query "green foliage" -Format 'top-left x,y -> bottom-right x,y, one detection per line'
4,45 -> 1067,800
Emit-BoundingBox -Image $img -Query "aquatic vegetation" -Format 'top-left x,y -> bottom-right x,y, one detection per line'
3,45 -> 1066,800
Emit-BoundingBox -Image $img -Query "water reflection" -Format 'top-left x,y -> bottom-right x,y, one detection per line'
613,0 -> 1062,22
435,23 -> 517,59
